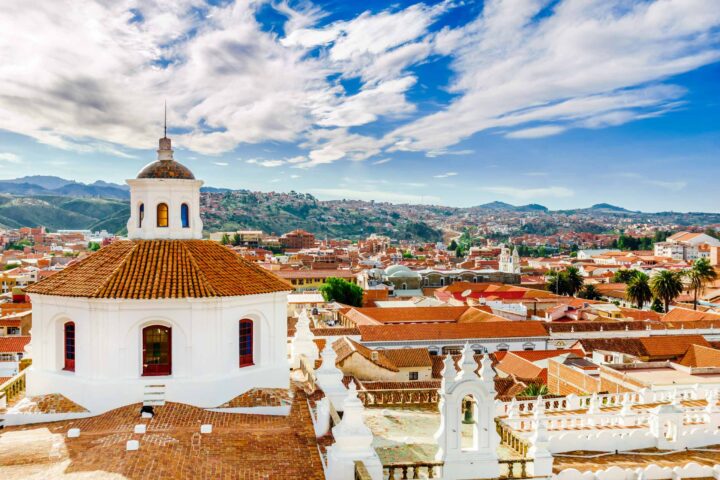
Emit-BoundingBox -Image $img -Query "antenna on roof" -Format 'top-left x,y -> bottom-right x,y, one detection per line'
164,100 -> 167,138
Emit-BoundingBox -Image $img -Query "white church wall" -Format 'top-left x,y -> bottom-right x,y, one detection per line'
126,178 -> 204,240
27,291 -> 289,413
553,462 -> 717,480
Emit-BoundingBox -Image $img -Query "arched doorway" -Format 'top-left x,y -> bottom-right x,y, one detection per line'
142,325 -> 171,376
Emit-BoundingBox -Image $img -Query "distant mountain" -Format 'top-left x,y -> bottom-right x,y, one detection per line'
475,201 -> 516,210
472,201 -> 548,212
517,203 -> 549,212
0,176 -> 129,199
200,186 -> 233,193
1,175 -> 719,239
589,203 -> 633,213
0,175 -> 74,190
91,180 -> 130,191
0,195 -> 128,233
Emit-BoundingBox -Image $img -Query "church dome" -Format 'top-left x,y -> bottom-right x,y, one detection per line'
137,160 -> 195,180
385,264 -> 414,277
136,136 -> 195,180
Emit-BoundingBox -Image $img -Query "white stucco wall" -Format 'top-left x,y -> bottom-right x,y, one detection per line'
26,291 -> 289,413
126,178 -> 204,240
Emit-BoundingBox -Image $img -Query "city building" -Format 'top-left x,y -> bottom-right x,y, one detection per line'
23,134 -> 293,413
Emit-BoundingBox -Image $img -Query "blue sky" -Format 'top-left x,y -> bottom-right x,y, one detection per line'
0,0 -> 718,211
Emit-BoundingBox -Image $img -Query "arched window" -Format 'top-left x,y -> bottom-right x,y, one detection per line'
138,203 -> 144,228
180,203 -> 190,228
157,203 -> 169,227
142,325 -> 171,376
239,319 -> 254,367
64,321 -> 75,371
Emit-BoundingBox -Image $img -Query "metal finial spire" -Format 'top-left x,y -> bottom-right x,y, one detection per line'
164,100 -> 167,138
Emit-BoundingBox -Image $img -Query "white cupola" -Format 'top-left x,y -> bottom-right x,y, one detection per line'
126,135 -> 204,239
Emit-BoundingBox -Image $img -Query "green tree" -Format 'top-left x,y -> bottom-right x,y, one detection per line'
448,239 -> 458,251
650,270 -> 684,313
650,298 -> 664,313
613,269 -> 639,283
231,233 -> 241,246
564,266 -> 584,297
220,233 -> 230,245
546,267 -> 584,296
546,270 -> 567,295
704,228 -> 719,240
626,272 -> 652,309
87,241 -> 101,251
686,258 -> 718,310
578,284 -> 601,300
319,277 -> 364,307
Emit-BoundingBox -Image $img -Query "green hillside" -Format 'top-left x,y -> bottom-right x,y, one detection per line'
0,195 -> 129,233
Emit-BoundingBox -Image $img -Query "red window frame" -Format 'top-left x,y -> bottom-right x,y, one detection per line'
64,321 -> 75,371
239,319 -> 254,367
142,325 -> 172,376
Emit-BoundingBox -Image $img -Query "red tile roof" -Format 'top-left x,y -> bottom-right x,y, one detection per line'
0,335 -> 30,353
343,306 -> 469,325
26,240 -> 292,299
662,307 -> 720,323
358,320 -> 548,342
381,348 -> 433,368
679,344 -> 720,368
332,337 -> 399,371
572,335 -> 709,359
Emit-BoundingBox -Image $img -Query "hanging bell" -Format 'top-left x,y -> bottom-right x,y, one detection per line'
462,397 -> 476,424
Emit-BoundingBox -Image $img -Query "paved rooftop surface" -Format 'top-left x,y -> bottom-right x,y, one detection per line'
364,406 -> 520,464
0,389 -> 324,480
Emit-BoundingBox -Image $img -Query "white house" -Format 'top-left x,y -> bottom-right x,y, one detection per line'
25,134 -> 292,414
654,232 -> 720,261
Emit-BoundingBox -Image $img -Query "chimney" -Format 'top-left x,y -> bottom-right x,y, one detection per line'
371,351 -> 379,362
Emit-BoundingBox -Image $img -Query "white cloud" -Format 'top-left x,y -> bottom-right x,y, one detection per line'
0,0 -> 717,169
373,158 -> 392,165
426,149 -> 475,158
385,0 -> 720,153
645,180 -> 687,191
505,125 -> 567,139
0,152 -> 22,163
213,161 -> 229,167
478,186 -> 574,199
246,159 -> 285,168
433,171 -> 458,178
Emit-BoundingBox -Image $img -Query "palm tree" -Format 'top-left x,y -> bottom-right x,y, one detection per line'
649,270 -> 684,313
545,270 -> 563,295
626,272 -> 652,309
686,258 -> 718,310
520,383 -> 549,398
564,266 -> 584,297
579,284 -> 601,300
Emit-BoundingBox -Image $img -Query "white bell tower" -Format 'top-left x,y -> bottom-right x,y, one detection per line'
126,134 -> 204,240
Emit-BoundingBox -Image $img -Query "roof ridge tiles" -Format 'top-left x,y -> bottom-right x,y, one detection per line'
27,239 -> 291,299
